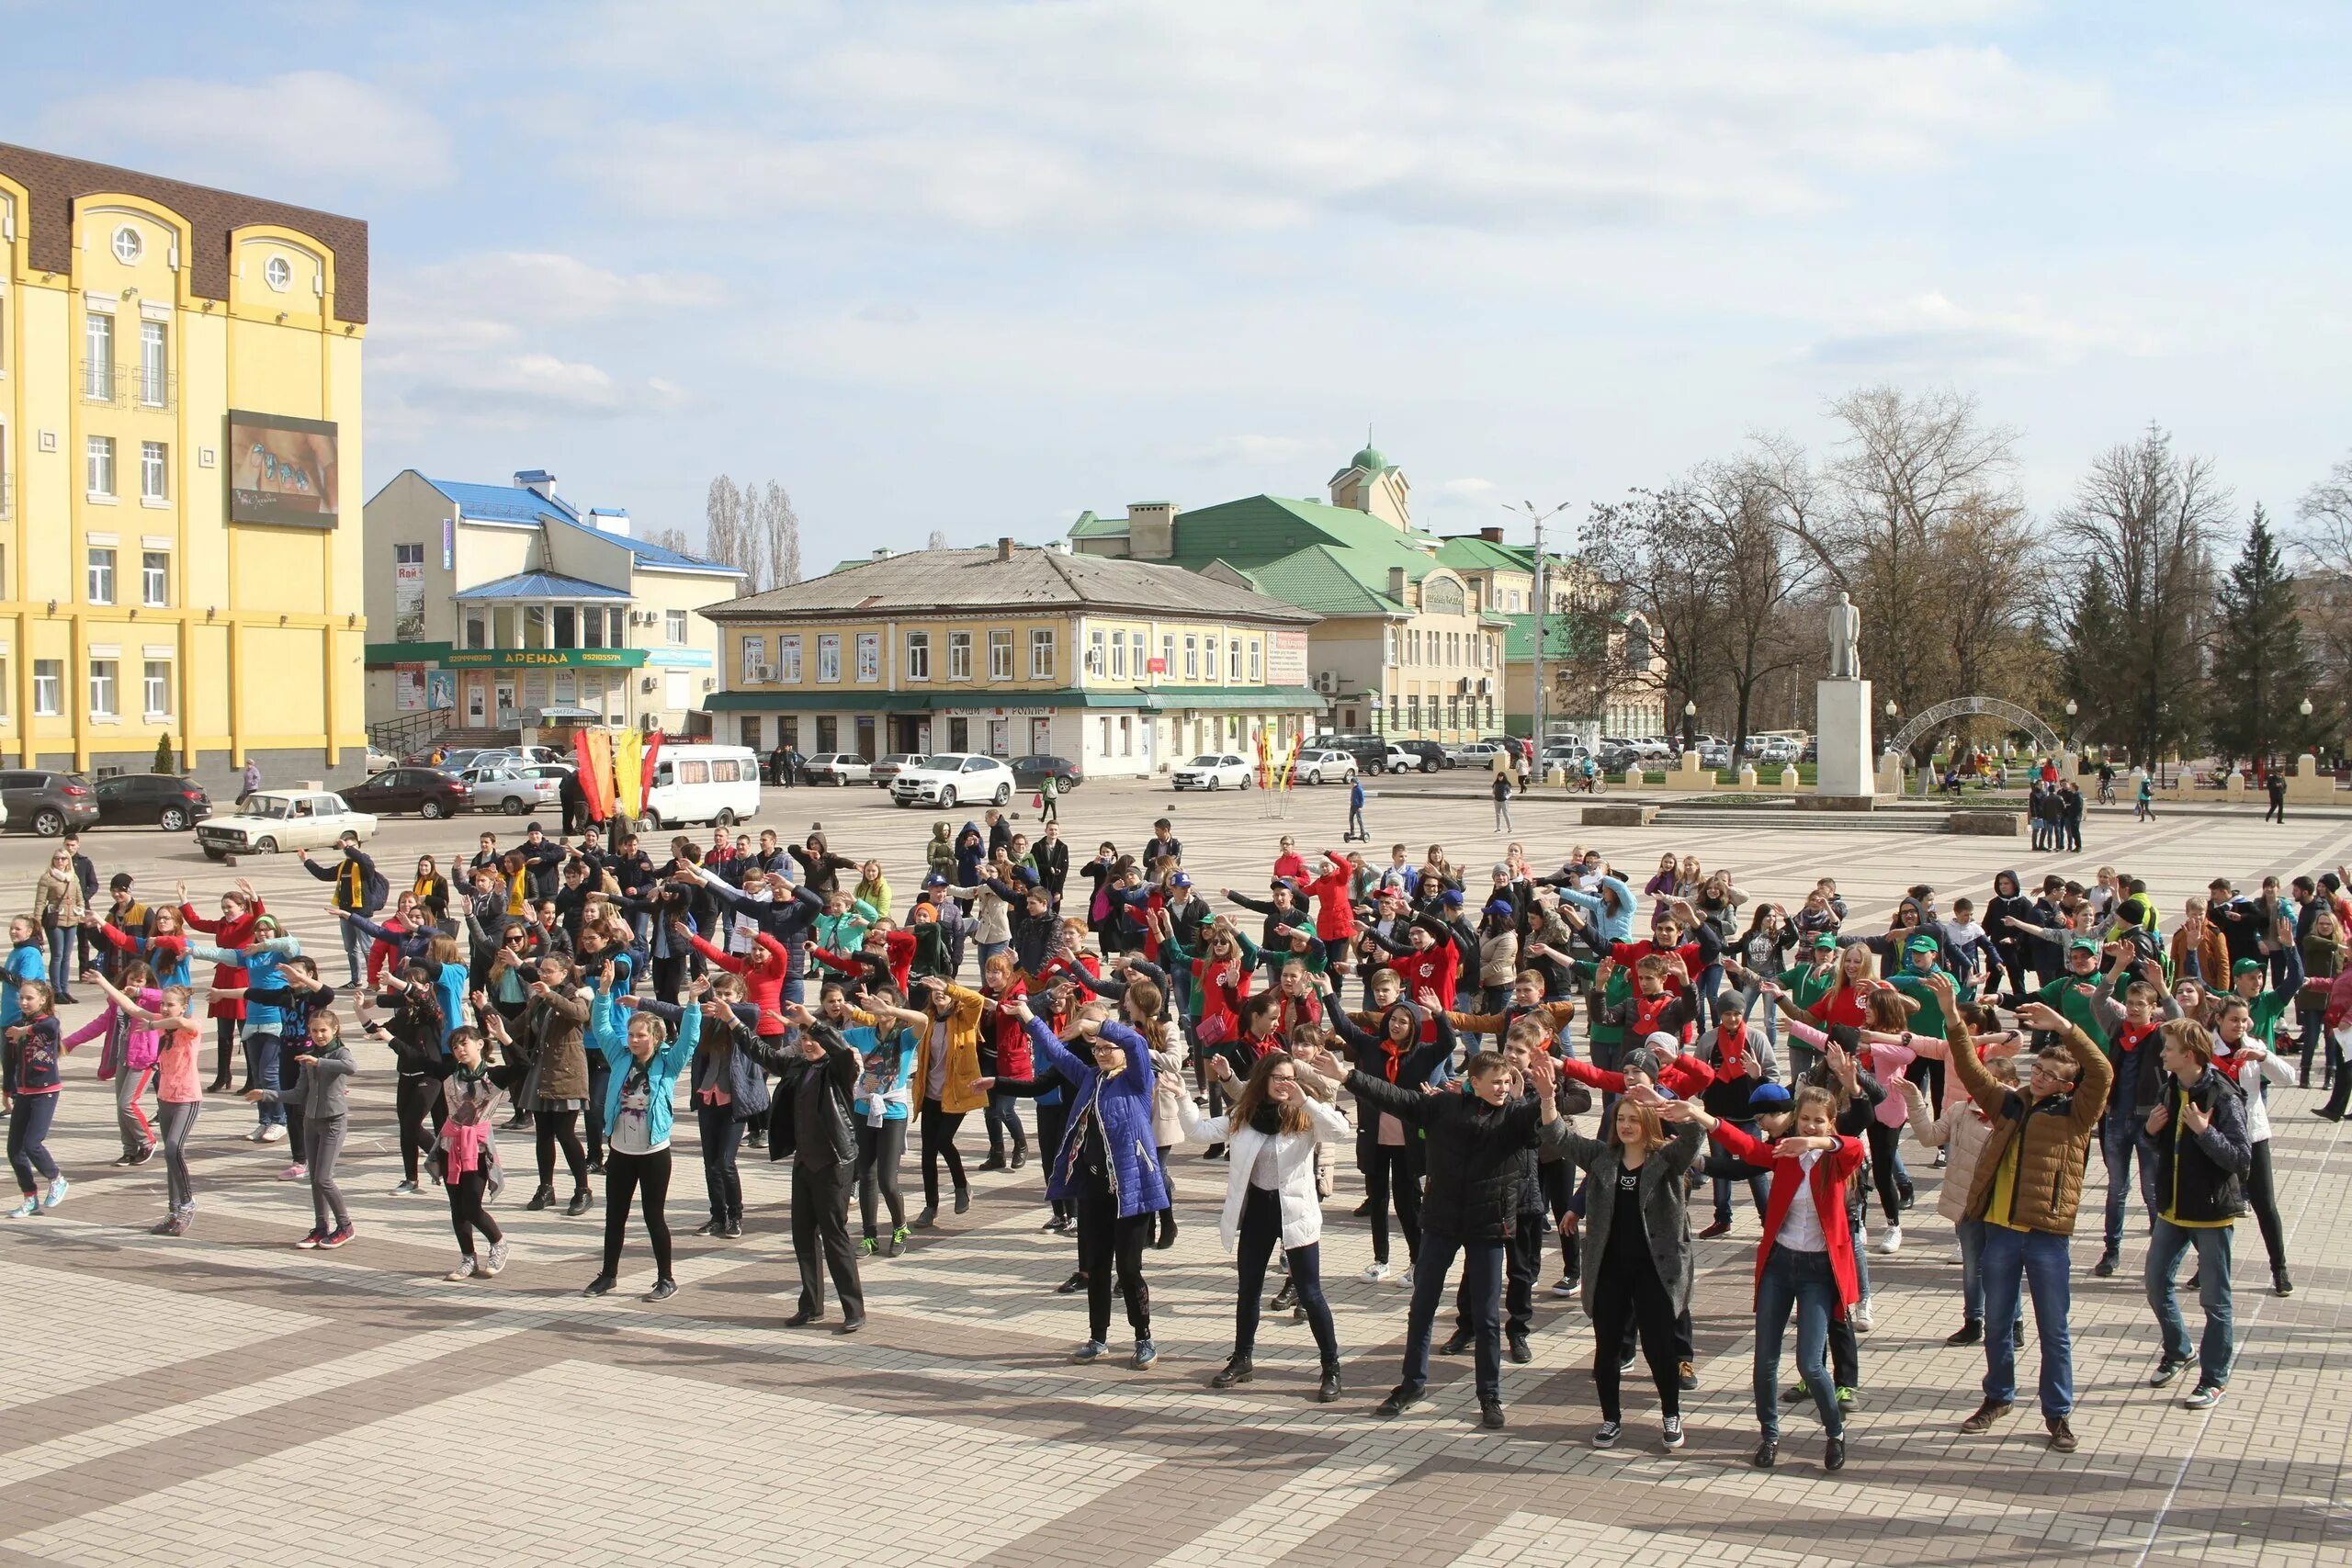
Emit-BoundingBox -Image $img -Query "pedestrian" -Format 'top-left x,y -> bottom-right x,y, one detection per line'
585,985 -> 701,1301
2143,1019 -> 2253,1408
1945,977 -> 2110,1454
237,757 -> 261,806
1492,769 -> 1514,833
1038,770 -> 1059,825
2266,771 -> 2287,824
773,999 -> 866,1332
1346,774 -> 1367,843
2136,773 -> 2155,821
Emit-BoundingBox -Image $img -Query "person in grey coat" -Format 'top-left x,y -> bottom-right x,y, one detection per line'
1551,1098 -> 1706,1451
246,1010 -> 359,1247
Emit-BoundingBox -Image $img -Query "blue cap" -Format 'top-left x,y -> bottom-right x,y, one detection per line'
1171,873 -> 1193,888
1441,889 -> 1464,908
923,873 -> 947,887
1485,898 -> 1516,918
1747,1081 -> 1793,1111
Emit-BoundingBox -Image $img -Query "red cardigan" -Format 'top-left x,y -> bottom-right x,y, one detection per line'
1709,1122 -> 1866,1317
688,931 -> 791,1035
1559,1053 -> 1715,1100
1306,854 -> 1361,942
181,901 -> 261,1021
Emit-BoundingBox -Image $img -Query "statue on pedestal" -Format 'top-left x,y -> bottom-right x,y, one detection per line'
1827,592 -> 1860,681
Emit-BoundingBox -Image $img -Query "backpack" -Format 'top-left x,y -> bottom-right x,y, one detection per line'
362,864 -> 390,914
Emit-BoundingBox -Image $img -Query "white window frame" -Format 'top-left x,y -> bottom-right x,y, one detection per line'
947,630 -> 972,681
84,310 -> 113,400
139,320 -> 167,407
1227,637 -> 1240,682
88,658 -> 119,719
142,658 -> 173,719
1159,634 -> 1174,680
988,629 -> 1012,680
86,434 -> 116,499
31,660 -> 61,716
1108,631 -> 1125,680
778,634 -> 803,682
1128,631 -> 1145,680
816,634 -> 841,683
664,608 -> 687,643
905,628 -> 931,682
1183,635 -> 1199,680
141,548 -> 169,606
1088,629 -> 1106,677
854,631 -> 879,683
86,545 -> 117,604
140,440 -> 167,504
111,225 -> 142,265
1385,625 -> 1398,667
1029,628 -> 1054,680
1250,639 -> 1261,682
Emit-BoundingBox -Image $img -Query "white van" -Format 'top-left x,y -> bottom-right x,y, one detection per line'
639,743 -> 762,829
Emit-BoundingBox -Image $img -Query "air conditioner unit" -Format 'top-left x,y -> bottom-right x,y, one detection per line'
1477,677 -> 1493,696
743,662 -> 772,684
1456,676 -> 1472,694
640,676 -> 657,692
1312,671 -> 1337,694
702,676 -> 716,691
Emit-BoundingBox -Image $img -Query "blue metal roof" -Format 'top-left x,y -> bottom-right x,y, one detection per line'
451,570 -> 632,602
421,475 -> 743,577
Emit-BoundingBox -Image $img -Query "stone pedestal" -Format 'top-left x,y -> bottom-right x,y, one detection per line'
1815,678 -> 1875,807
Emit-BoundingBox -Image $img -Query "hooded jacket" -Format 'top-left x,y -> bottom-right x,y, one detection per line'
1951,1014 -> 2111,1235
1032,1017 -> 1170,1218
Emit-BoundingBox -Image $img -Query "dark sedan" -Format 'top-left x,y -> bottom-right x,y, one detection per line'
1011,753 -> 1083,791
94,773 -> 212,831
342,766 -> 475,819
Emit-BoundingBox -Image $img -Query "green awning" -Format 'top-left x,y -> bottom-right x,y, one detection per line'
701,683 -> 1327,716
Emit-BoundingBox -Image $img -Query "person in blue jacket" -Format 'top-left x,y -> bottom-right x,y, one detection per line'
1000,994 -> 1168,1369
586,979 -> 701,1302
1346,775 -> 1368,843
195,919 -> 298,1141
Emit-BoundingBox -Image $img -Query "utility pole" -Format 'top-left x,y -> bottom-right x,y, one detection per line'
1505,500 -> 1573,770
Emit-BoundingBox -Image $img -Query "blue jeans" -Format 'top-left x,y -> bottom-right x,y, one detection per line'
2145,1218 -> 2235,1387
977,940 -> 1008,973
1737,980 -> 1779,1046
1957,1218 -> 2025,1337
1402,1229 -> 1505,1402
244,1031 -> 286,1130
1979,1225 -> 2074,1416
2100,1105 -> 2155,1252
338,919 -> 369,988
1753,1247 -> 1840,1440
44,921 -> 73,992
1712,1119 -> 1768,1224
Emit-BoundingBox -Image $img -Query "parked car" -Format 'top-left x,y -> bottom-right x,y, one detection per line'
197,789 -> 379,860
1171,752 -> 1255,791
892,753 -> 1014,807
1757,739 -> 1801,765
1317,735 -> 1393,774
1539,743 -> 1589,773
1450,740 -> 1509,768
94,773 -> 212,831
1389,739 -> 1450,773
802,752 -> 872,785
342,767 -> 475,819
364,747 -> 399,775
457,763 -> 561,817
0,769 -> 99,837
1011,754 -> 1083,792
1597,746 -> 1642,775
1293,748 -> 1359,785
870,753 -> 925,789
512,761 -> 577,784
480,745 -> 562,768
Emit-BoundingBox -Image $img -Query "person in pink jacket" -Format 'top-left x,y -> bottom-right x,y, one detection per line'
64,959 -> 161,1166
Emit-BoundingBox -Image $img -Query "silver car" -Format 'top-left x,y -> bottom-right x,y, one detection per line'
457,763 -> 561,817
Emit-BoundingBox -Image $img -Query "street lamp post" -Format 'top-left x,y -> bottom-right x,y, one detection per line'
1504,500 -> 1573,769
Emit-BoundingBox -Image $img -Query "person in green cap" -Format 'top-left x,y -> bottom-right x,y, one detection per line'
2007,938 -> 2111,1051
2222,956 -> 2297,1048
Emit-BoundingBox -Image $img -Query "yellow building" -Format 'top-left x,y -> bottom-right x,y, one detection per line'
704,539 -> 1321,773
0,142 -> 368,790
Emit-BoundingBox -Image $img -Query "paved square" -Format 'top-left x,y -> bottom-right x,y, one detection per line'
1,779 -> 2346,1567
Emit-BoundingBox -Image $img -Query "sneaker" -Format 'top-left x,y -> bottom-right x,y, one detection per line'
2274,1267 -> 2294,1297
293,1229 -> 325,1250
1132,1338 -> 1158,1371
2046,1416 -> 2077,1452
1781,1382 -> 1810,1405
447,1255 -> 481,1281
2149,1356 -> 2191,1388
1960,1398 -> 2014,1434
1836,1386 -> 1859,1411
564,1189 -> 594,1218
1849,1299 -> 1874,1333
1619,1344 -> 1637,1372
1399,1267 -> 1415,1287
2092,1248 -> 2119,1278
4,1198 -> 39,1219
154,1214 -> 188,1237
1592,1420 -> 1622,1449
41,1177 -> 68,1211
1552,1275 -> 1577,1298
1057,1270 -> 1087,1295
279,1163 -> 308,1181
888,1226 -> 909,1257
1072,1339 -> 1110,1363
526,1185 -> 555,1213
643,1280 -> 678,1303
320,1225 -> 354,1248
1946,1321 -> 1984,1347
1897,1186 -> 1916,1211
390,1180 -> 421,1198
2182,1383 -> 2222,1410
1679,1360 -> 1699,1391
129,1145 -> 155,1166
484,1241 -> 510,1277
1933,1147 -> 1949,1168
582,1274 -> 616,1298
1478,1399 -> 1507,1430
720,1220 -> 742,1239
1661,1416 -> 1686,1451
1697,1219 -> 1732,1239
258,1123 -> 287,1145
1874,1225 -> 1902,1256
859,1236 -> 879,1257
1374,1383 -> 1427,1418
912,1205 -> 937,1230
1362,1261 -> 1394,1283
695,1218 -> 724,1236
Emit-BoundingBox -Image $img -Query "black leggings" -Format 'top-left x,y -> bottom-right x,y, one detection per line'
1589,1251 -> 1682,1422
603,1145 -> 674,1282
855,1119 -> 908,1235
446,1168 -> 503,1258
921,1099 -> 968,1209
1036,1101 -> 1071,1219
2247,1138 -> 2288,1272
1236,1185 -> 1339,1365
1363,1143 -> 1421,1265
537,1108 -> 589,1191
697,1100 -> 745,1224
396,1074 -> 439,1185
1077,1177 -> 1153,1343
1864,1123 -> 1904,1225
213,1016 -> 238,1085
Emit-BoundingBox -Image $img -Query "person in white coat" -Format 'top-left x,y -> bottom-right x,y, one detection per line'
1183,1049 -> 1350,1402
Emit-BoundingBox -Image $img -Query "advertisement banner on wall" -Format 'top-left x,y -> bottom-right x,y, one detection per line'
1269,629 -> 1309,687
440,518 -> 455,570
393,560 -> 426,641
426,671 -> 457,710
226,410 -> 339,528
394,665 -> 427,711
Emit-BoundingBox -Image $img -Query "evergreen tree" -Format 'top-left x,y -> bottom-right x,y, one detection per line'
2208,504 -> 2317,766
2057,563 -> 2121,746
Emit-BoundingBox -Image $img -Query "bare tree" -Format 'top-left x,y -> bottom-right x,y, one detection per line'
1686,457 -> 1815,758
705,476 -> 744,583
2050,424 -> 2229,764
1581,486 -> 1724,749
926,528 -> 949,551
648,525 -> 692,556
758,480 -> 801,589
2294,453 -> 2352,715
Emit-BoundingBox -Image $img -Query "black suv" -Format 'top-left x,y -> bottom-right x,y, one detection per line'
0,769 -> 101,837
95,773 -> 212,831
1317,734 -> 1392,773
1390,739 -> 1451,773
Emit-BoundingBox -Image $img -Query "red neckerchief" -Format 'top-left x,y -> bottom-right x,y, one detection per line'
1716,1013 -> 1748,1072
2114,1020 -> 2159,1055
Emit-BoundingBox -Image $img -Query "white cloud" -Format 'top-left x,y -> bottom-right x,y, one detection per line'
39,71 -> 452,197
1801,290 -> 2162,374
1438,477 -> 1501,498
550,0 -> 2099,235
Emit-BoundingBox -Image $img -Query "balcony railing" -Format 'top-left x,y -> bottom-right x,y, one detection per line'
77,361 -> 175,412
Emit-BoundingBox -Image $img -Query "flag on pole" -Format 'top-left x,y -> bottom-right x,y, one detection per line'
575,729 -> 615,821
641,731 -> 664,802
615,729 -> 644,820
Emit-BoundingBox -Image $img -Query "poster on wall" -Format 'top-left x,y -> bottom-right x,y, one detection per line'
226,411 -> 339,528
393,560 -> 426,641
854,632 -> 880,682
394,665 -> 426,711
1269,629 -> 1309,687
426,671 -> 456,711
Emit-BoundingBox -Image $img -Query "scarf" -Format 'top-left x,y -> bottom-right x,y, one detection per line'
1248,1103 -> 1283,1136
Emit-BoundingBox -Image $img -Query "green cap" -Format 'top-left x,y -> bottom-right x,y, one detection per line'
1811,932 -> 1838,949
2068,937 -> 2098,953
2232,957 -> 2265,976
1905,935 -> 1940,955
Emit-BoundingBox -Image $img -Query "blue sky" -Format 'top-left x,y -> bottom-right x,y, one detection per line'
8,0 -> 2347,558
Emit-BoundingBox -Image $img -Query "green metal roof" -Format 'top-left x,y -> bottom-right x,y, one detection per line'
1069,509 -> 1127,538
1436,535 -> 1537,574
1115,493 -> 1449,617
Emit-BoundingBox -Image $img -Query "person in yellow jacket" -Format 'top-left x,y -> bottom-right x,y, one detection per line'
909,976 -> 988,1229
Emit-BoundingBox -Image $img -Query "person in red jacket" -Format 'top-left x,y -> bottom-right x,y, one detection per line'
976,953 -> 1033,1171
1271,836 -> 1309,886
179,879 -> 262,1093
814,922 -> 916,998
1559,1035 -> 1717,1102
1662,1087 -> 1864,1472
683,924 -> 792,1040
1305,849 -> 1361,945
1382,917 -> 1461,1011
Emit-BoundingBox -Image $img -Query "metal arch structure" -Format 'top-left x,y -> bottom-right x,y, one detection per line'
1886,696 -> 2062,757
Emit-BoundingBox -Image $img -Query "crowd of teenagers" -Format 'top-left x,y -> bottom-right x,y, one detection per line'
2,815 -> 2335,1472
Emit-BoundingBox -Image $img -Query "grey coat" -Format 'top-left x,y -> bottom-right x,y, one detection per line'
256,1043 -> 357,1121
1557,1121 -> 1705,1317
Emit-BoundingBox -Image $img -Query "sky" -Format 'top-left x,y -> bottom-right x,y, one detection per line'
7,0 -> 2347,559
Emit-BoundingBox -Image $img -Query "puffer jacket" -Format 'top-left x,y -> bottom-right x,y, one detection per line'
1031,1018 -> 1170,1219
1177,1091 -> 1350,1251
1951,1016 -> 2111,1235
1342,1069 -> 1566,1240
1555,1121 -> 1705,1316
910,984 -> 989,1114
1905,1088 -> 2002,1224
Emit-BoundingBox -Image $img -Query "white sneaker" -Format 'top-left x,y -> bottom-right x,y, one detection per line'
1362,1261 -> 1394,1283
1850,1298 -> 1874,1333
1552,1275 -> 1577,1298
1951,1243 -> 1964,1265
258,1124 -> 288,1145
485,1240 -> 510,1277
1661,1416 -> 1686,1450
1875,1225 -> 1903,1256
390,1180 -> 420,1198
446,1255 -> 480,1281
1399,1267 -> 1416,1287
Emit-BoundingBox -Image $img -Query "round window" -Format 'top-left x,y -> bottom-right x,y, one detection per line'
265,255 -> 291,292
111,225 -> 143,265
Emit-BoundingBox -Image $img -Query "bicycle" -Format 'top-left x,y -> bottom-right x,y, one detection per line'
2097,780 -> 2115,805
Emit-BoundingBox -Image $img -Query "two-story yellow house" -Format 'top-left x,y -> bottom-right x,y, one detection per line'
703,539 -> 1321,773
0,142 -> 368,788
